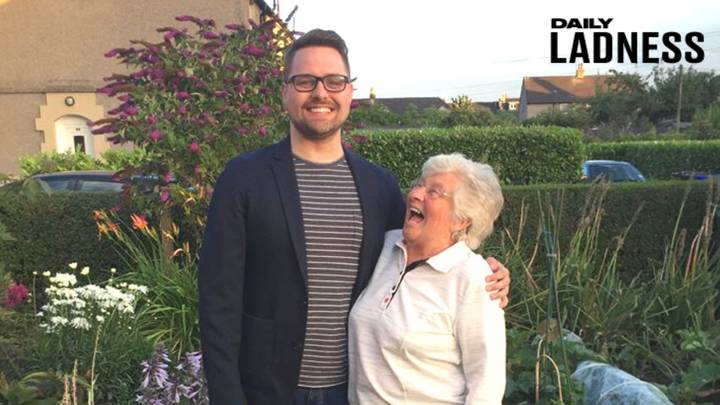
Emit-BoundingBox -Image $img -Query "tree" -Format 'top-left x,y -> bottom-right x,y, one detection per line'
442,95 -> 498,127
91,16 -> 286,245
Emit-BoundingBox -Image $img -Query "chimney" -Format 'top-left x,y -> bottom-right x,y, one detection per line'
369,87 -> 376,105
575,63 -> 585,79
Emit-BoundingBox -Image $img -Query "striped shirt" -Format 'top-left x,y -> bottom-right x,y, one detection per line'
294,156 -> 364,388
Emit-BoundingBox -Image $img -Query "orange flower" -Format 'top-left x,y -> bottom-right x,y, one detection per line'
106,221 -> 120,237
131,214 -> 149,231
92,209 -> 107,221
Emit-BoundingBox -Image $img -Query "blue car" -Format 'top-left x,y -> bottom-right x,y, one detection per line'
582,160 -> 646,183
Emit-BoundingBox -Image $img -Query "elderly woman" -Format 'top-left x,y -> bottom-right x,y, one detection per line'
348,153 -> 506,404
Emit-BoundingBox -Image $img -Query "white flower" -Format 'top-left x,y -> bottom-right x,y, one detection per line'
32,271 -> 38,276
49,273 -> 77,288
42,271 -> 51,277
70,317 -> 91,330
68,262 -> 78,270
110,267 -> 117,274
96,315 -> 105,323
80,266 -> 90,276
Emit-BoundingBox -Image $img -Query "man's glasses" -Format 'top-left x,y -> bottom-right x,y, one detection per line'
285,74 -> 355,93
410,179 -> 452,200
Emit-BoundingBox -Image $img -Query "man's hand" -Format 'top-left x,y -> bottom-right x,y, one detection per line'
485,257 -> 510,309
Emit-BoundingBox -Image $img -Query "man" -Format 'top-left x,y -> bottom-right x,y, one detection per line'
199,29 -> 510,405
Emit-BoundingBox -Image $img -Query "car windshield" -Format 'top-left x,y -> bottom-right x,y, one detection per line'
588,163 -> 644,182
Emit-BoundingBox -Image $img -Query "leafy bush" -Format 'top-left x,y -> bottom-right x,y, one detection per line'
586,140 -> 720,179
690,104 -> 720,140
0,189 -> 124,285
19,149 -> 152,176
91,16 -> 286,248
524,105 -> 593,129
351,126 -> 586,186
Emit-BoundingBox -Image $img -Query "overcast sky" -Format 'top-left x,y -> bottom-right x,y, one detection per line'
278,0 -> 720,101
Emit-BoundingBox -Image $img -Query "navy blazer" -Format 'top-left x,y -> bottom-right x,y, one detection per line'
199,137 -> 405,405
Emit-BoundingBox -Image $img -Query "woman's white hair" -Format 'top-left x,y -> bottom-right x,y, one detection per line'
420,153 -> 504,249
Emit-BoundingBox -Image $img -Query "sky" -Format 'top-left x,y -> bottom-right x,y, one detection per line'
276,0 -> 720,102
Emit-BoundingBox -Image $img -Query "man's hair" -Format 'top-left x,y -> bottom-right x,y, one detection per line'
283,29 -> 351,80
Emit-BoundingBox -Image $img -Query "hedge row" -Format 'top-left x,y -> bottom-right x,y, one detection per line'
490,180 -> 719,275
587,140 -> 720,179
0,190 -> 125,285
2,180 -> 716,284
352,126 -> 586,186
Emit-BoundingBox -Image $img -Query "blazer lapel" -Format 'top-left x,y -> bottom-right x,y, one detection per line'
270,138 -> 308,289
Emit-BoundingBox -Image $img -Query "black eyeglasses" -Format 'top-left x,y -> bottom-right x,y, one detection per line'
285,74 -> 355,93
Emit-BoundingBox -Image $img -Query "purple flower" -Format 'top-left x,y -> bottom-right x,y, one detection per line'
178,105 -> 188,115
176,91 -> 190,101
213,90 -> 227,99
235,84 -> 245,94
243,44 -> 264,58
271,67 -> 282,77
238,103 -> 251,113
258,127 -> 267,137
225,23 -> 243,31
259,87 -> 270,95
91,125 -> 115,135
189,141 -> 200,154
193,164 -> 201,174
160,188 -> 171,202
258,105 -> 271,115
141,344 -> 171,389
259,33 -> 271,43
202,31 -> 220,40
147,115 -> 158,125
237,127 -> 248,136
149,129 -> 162,142
104,48 -> 121,58
125,105 -> 139,116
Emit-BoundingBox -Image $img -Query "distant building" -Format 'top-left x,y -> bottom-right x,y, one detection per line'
0,0 -> 282,175
518,64 -> 609,120
354,95 -> 449,115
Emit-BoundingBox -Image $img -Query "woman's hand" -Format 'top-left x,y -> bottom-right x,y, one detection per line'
485,257 -> 510,309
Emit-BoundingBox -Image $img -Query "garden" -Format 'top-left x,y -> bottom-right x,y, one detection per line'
1,16 -> 720,405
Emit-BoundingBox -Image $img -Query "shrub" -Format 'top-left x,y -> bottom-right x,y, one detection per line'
0,190 -> 124,285
690,104 -> 720,140
524,105 -> 593,129
351,126 -> 586,186
586,140 -> 720,179
18,149 -> 152,176
91,17 -> 286,248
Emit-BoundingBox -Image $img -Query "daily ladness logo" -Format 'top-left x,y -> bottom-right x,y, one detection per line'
550,18 -> 705,64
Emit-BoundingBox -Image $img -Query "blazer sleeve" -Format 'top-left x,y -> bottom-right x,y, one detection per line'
199,164 -> 249,404
384,170 -> 406,230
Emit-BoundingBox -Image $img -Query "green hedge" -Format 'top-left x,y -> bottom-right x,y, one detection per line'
587,140 -> 720,179
489,180 -> 719,274
0,191 -> 125,285
1,179 -> 716,285
352,126 -> 586,186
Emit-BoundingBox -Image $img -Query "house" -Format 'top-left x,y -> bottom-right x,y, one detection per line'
0,0 -> 282,175
354,90 -> 449,115
518,64 -> 609,120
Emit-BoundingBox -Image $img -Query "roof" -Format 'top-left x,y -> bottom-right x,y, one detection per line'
522,75 -> 610,104
473,101 -> 500,113
353,97 -> 449,115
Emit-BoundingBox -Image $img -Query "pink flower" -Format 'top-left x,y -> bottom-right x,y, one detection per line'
258,127 -> 267,137
163,172 -> 174,184
125,105 -> 139,116
178,105 -> 188,115
193,164 -> 201,174
147,115 -> 157,125
235,84 -> 246,94
160,188 -> 171,202
202,31 -> 220,40
237,127 -> 248,136
243,44 -> 264,57
149,129 -> 162,142
3,282 -> 29,309
176,91 -> 190,101
189,141 -> 200,154
258,105 -> 271,115
225,23 -> 243,31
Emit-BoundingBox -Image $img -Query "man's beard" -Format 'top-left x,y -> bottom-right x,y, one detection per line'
289,116 -> 345,140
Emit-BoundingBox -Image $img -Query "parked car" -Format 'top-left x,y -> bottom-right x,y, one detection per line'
582,160 -> 646,183
30,170 -> 127,192
671,169 -> 720,181
0,170 -> 164,193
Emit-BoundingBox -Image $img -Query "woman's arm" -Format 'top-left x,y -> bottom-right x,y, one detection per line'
455,260 -> 507,404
